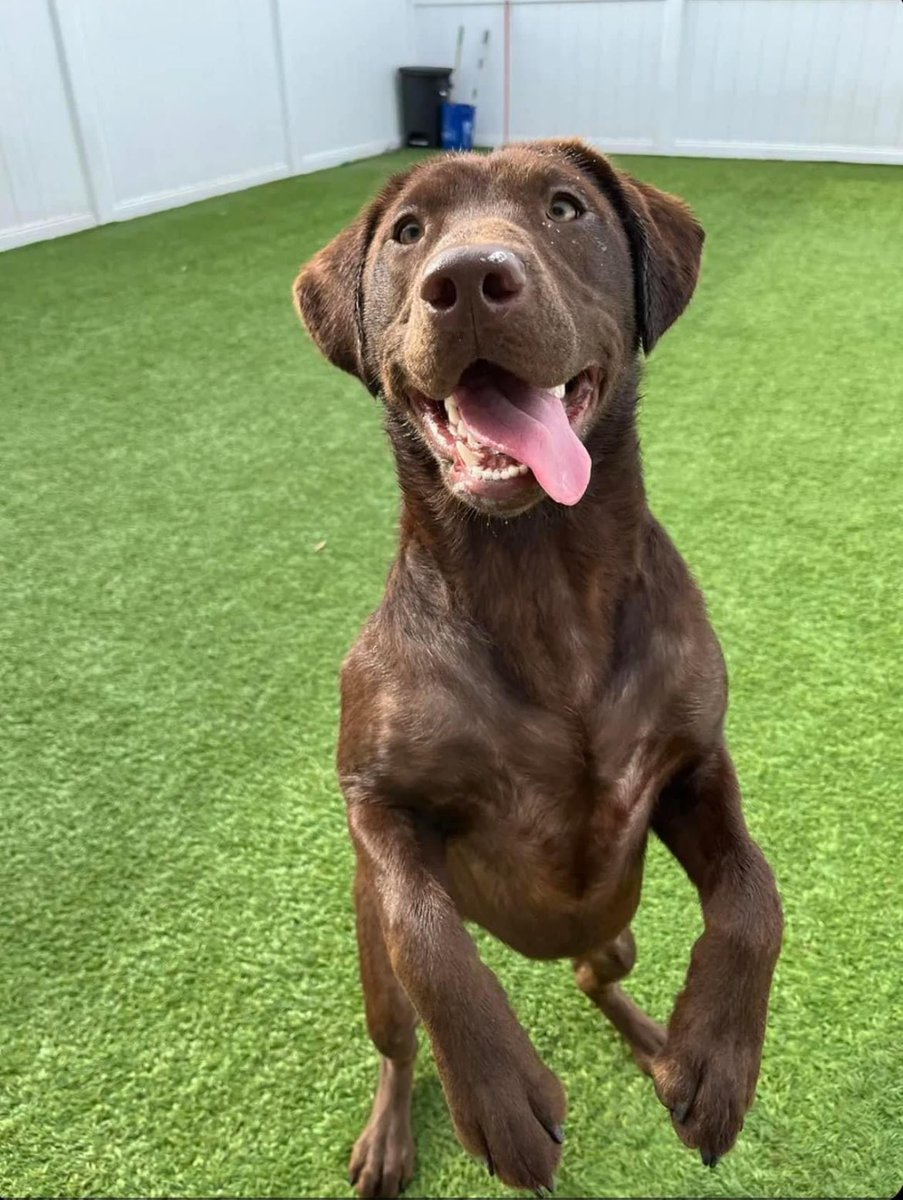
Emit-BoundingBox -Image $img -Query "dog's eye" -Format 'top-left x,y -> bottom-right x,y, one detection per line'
548,193 -> 582,222
394,217 -> 423,246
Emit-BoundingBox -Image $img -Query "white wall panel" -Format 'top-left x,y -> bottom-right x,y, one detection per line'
415,2 -> 664,149
507,1 -> 663,149
55,0 -> 289,221
0,144 -> 18,237
676,0 -> 903,161
412,0 -> 903,164
277,0 -> 413,172
0,0 -> 95,250
3,0 -> 411,250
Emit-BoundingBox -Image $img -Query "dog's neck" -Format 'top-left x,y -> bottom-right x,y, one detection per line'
386,371 -> 648,694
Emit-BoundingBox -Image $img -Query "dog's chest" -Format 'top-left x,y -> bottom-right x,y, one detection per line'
443,755 -> 650,958
415,693 -> 658,956
355,595 -> 685,954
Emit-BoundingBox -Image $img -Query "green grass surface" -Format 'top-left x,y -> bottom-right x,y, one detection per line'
2,150 -> 901,1200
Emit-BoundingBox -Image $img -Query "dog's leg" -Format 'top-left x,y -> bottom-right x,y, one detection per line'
650,744 -> 783,1166
347,795 -> 566,1194
349,855 -> 418,1198
574,929 -> 665,1074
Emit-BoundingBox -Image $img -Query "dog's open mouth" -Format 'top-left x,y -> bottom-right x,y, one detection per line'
411,362 -> 597,506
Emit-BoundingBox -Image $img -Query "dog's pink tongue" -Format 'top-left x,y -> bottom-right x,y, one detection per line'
453,372 -> 591,505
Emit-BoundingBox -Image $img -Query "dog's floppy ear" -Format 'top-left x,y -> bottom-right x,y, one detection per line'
528,139 -> 705,353
293,173 -> 408,385
293,216 -> 370,380
615,168 -> 705,354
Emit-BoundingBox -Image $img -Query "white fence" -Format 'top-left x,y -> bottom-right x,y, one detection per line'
0,0 -> 413,251
1,0 -> 901,252
415,0 -> 903,162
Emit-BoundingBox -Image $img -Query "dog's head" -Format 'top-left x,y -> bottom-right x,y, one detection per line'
294,140 -> 703,517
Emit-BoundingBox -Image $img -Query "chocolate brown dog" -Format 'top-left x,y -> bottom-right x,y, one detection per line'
293,140 -> 782,1198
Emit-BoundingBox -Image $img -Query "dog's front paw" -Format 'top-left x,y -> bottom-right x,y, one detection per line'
446,1053 -> 567,1193
349,1106 -> 416,1198
652,1034 -> 761,1166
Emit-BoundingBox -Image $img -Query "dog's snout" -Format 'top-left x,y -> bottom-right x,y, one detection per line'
420,244 -> 527,319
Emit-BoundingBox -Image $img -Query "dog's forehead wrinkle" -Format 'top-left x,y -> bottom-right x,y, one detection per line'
394,158 -> 493,210
397,160 -> 569,229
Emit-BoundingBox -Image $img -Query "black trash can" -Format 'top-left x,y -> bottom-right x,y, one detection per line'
398,67 -> 453,148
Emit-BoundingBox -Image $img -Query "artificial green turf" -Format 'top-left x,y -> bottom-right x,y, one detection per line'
1,149 -> 901,1200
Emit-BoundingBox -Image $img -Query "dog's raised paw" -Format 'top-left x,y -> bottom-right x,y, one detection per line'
652,1035 -> 758,1166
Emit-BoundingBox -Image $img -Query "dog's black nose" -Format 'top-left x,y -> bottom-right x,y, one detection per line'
420,244 -> 527,320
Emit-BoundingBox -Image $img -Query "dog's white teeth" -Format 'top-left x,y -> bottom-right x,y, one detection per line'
551,383 -> 566,400
463,461 -> 529,481
444,396 -> 460,427
458,442 -> 480,467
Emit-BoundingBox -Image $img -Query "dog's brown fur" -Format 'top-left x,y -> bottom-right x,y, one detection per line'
294,141 -> 782,1198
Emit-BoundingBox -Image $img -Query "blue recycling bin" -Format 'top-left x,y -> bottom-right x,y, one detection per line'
441,102 -> 476,151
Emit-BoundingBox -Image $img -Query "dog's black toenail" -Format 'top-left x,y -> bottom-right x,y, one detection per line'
551,1124 -> 565,1144
700,1150 -> 721,1168
485,1153 -> 494,1177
